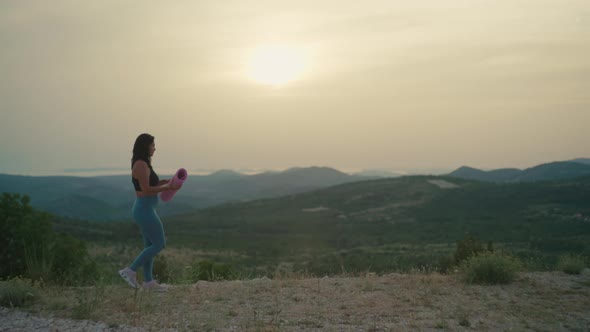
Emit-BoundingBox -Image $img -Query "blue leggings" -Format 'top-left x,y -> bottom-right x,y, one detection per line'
130,196 -> 166,282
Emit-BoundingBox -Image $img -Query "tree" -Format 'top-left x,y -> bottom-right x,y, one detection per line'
0,193 -> 97,284
0,193 -> 53,278
455,234 -> 488,264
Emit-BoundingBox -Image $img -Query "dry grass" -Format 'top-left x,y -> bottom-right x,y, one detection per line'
21,270 -> 590,331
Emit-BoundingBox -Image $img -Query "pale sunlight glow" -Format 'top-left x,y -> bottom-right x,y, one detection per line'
246,44 -> 310,86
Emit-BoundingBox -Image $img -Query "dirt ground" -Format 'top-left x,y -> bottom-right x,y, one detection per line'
2,271 -> 589,331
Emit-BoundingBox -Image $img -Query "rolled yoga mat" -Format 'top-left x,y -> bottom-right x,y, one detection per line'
160,168 -> 188,202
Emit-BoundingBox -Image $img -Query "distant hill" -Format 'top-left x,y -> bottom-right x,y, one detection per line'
448,161 -> 590,183
0,174 -> 133,220
61,174 -> 590,274
352,169 -> 403,178
571,158 -> 590,166
0,167 -> 372,221
164,174 -> 590,250
448,166 -> 522,182
207,169 -> 245,179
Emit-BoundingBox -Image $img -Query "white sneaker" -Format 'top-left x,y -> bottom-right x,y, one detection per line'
143,280 -> 170,292
118,268 -> 138,289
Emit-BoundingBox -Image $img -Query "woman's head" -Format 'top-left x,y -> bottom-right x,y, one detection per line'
132,133 -> 155,167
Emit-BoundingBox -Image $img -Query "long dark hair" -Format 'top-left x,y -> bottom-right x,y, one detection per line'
131,133 -> 154,168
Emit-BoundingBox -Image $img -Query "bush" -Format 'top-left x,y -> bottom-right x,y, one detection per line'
153,255 -> 170,282
0,277 -> 40,308
50,233 -> 98,285
436,255 -> 455,274
0,194 -> 97,285
557,255 -> 586,275
455,234 -> 491,264
461,252 -> 521,284
0,193 -> 53,278
192,260 -> 234,281
24,241 -> 54,282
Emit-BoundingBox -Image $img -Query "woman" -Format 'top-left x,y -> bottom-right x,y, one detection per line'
119,133 -> 180,291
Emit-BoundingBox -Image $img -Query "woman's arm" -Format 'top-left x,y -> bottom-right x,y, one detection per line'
133,161 -> 171,194
157,179 -> 170,186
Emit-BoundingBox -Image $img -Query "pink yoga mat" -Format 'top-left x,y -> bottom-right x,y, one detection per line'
160,168 -> 188,202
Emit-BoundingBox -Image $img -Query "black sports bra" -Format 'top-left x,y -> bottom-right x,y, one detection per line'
132,163 -> 160,192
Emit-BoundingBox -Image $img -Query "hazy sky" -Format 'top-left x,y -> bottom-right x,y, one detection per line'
1,1 -> 589,175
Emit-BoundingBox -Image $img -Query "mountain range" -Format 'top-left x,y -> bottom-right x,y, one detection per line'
0,167 -> 373,221
448,159 -> 590,183
2,158 -> 590,222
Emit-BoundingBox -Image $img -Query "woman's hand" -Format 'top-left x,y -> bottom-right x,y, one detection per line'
168,182 -> 182,191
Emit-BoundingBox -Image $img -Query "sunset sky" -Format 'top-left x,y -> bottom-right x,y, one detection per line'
1,1 -> 589,176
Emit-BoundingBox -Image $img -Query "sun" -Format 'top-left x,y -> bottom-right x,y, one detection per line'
246,44 -> 310,86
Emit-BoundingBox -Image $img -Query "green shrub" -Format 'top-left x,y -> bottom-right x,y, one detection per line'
1,194 -> 98,285
455,234 -> 491,264
0,193 -> 53,278
24,241 -> 54,282
461,252 -> 521,284
212,263 -> 234,280
436,255 -> 455,274
50,233 -> 98,285
192,260 -> 235,281
557,255 -> 586,275
153,255 -> 170,282
0,277 -> 40,308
